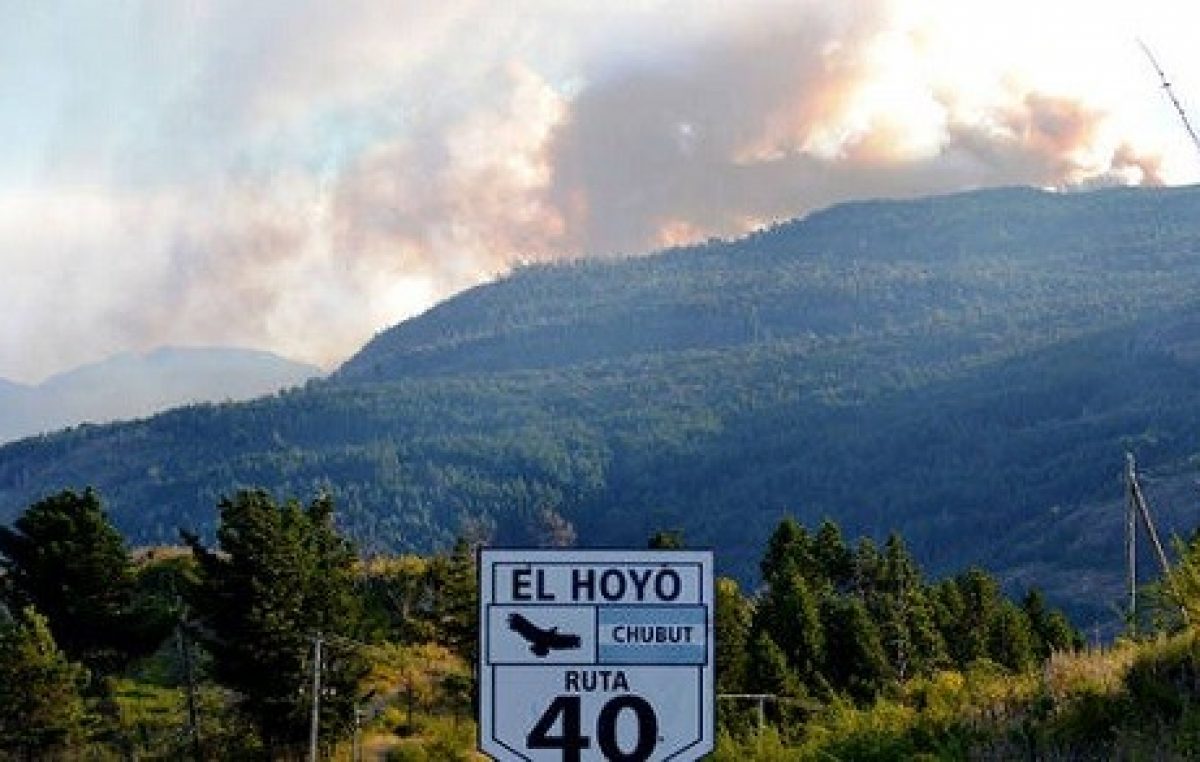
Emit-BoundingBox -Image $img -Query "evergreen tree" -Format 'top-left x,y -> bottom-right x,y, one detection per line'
0,606 -> 87,759
875,533 -> 946,679
820,596 -> 891,702
1021,588 -> 1083,657
812,519 -> 853,590
714,577 -> 752,694
931,579 -> 970,666
760,517 -> 813,586
745,630 -> 802,699
754,568 -> 824,686
944,569 -> 1002,666
427,538 -> 478,662
184,489 -> 367,754
851,537 -> 883,601
988,602 -> 1035,672
0,489 -> 159,671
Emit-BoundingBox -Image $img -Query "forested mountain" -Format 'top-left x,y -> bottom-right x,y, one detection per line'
4,185 -> 1200,626
0,346 -> 320,443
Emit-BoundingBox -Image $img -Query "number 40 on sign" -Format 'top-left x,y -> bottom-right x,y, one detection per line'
478,548 -> 715,762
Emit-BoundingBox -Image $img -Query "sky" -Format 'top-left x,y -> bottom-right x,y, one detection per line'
2,0 -> 1199,383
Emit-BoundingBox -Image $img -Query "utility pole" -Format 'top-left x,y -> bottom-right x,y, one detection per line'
1126,455 -> 1138,631
309,633 -> 322,762
1125,453 -> 1189,628
1128,454 -> 1175,585
175,598 -> 203,761
178,625 -> 202,760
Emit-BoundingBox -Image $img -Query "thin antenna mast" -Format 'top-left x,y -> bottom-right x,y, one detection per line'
1137,39 -> 1200,159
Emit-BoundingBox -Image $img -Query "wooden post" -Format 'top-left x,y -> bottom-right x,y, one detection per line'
177,622 -> 202,761
309,634 -> 322,762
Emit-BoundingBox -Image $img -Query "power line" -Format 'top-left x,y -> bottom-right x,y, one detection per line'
1137,39 -> 1200,159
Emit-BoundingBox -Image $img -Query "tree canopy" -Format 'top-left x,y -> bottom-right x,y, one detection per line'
0,606 -> 87,759
184,489 -> 367,754
725,517 -> 1083,705
0,489 -> 159,671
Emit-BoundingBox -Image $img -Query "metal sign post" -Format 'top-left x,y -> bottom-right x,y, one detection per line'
478,549 -> 715,761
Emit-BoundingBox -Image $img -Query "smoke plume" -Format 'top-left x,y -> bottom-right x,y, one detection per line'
0,0 -> 1181,380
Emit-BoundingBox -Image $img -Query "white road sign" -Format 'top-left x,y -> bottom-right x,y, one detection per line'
478,549 -> 715,762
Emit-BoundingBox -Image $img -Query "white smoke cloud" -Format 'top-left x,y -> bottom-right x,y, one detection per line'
0,0 -> 1194,381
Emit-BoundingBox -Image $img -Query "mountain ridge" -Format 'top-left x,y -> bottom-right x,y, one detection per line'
0,346 -> 321,444
4,184 -> 1200,627
334,184 -> 1200,383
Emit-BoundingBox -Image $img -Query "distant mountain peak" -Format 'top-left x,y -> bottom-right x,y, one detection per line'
0,346 -> 321,444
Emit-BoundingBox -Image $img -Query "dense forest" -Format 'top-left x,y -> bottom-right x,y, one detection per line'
5,185 -> 1200,629
7,488 -> 1200,759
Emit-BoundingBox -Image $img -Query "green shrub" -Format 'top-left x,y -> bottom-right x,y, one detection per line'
386,743 -> 429,762
1125,631 -> 1200,721
385,716 -> 474,762
710,725 -> 795,761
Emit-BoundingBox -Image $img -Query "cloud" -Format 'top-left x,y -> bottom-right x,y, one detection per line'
0,0 -> 1188,381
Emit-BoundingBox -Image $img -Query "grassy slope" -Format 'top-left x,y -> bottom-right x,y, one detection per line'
713,629 -> 1200,760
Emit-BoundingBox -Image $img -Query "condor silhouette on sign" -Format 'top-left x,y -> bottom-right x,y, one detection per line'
508,612 -> 583,657
479,549 -> 714,762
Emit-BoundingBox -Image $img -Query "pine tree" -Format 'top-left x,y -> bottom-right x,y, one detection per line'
1164,532 -> 1200,626
0,489 -> 158,671
714,577 -> 752,694
427,538 -> 479,662
1022,588 -> 1083,658
184,489 -> 367,754
820,596 -> 891,702
0,606 -> 87,759
754,568 -> 824,686
812,519 -> 853,590
932,579 -> 970,666
988,602 -> 1035,672
760,517 -> 813,586
745,630 -> 802,699
851,537 -> 883,601
875,533 -> 945,679
947,569 -> 1000,665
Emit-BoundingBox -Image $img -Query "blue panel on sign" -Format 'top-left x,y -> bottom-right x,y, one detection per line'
597,605 -> 707,665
